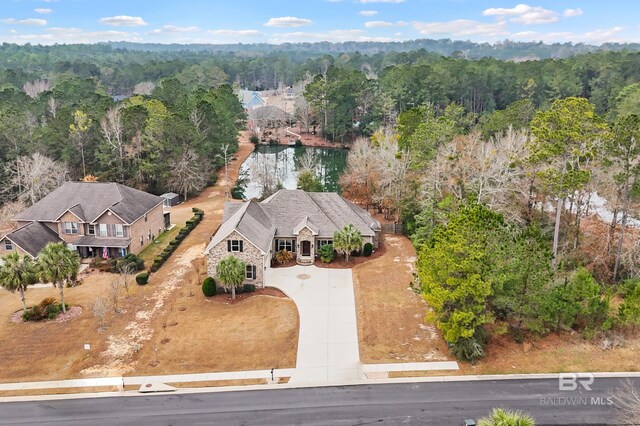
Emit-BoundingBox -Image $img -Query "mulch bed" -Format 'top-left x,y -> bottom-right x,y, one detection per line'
208,287 -> 289,304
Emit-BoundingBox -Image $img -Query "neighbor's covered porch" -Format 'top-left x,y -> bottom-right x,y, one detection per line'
74,236 -> 131,259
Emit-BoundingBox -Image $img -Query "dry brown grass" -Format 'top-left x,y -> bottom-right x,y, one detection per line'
352,233 -> 452,364
0,133 -> 299,385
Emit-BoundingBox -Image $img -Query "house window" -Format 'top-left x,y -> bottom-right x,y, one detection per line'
276,239 -> 295,252
87,224 -> 96,236
99,224 -> 108,237
63,222 -> 78,235
144,214 -> 148,222
317,239 -> 332,248
227,240 -> 243,252
245,264 -> 256,280
140,236 -> 144,245
115,224 -> 124,237
4,240 -> 13,250
148,230 -> 152,241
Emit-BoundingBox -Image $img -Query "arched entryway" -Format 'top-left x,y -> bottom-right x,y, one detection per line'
301,240 -> 311,257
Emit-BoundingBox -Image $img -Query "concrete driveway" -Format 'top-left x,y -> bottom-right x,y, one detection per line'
267,265 -> 361,384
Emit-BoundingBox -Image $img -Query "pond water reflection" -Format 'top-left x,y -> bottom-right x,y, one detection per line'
236,145 -> 348,199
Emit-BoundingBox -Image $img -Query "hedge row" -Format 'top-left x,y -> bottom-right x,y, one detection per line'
150,208 -> 205,273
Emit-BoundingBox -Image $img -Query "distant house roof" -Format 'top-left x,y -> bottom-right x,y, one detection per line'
239,89 -> 266,109
112,95 -> 130,102
208,190 -> 380,254
15,182 -> 164,225
5,222 -> 62,257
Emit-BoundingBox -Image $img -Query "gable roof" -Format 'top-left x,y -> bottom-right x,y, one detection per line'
205,200 -> 274,254
208,190 -> 380,255
15,182 -> 163,225
5,222 -> 62,257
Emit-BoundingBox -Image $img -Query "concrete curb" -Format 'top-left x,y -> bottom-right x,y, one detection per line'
2,371 -> 639,403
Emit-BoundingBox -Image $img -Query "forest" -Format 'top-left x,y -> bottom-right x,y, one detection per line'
1,40 -> 640,361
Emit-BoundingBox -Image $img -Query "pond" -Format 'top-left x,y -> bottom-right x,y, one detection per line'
236,145 -> 348,199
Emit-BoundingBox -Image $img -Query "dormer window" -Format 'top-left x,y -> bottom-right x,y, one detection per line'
4,240 -> 13,250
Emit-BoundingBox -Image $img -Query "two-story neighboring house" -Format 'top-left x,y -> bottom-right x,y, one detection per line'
0,181 -> 168,259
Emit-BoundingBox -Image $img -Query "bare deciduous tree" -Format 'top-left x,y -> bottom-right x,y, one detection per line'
4,153 -> 68,206
133,81 -> 155,96
22,80 -> 50,99
100,106 -> 125,181
47,97 -> 59,119
611,379 -> 640,425
109,279 -> 122,314
168,149 -> 208,201
91,296 -> 109,331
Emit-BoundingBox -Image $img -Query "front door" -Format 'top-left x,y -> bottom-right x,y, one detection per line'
301,240 -> 311,256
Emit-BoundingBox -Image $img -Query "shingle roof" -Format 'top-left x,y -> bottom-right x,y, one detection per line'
6,222 -> 62,257
15,182 -> 163,225
208,190 -> 380,255
74,236 -> 131,248
205,200 -> 274,254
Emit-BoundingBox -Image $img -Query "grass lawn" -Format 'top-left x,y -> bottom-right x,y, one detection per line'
137,226 -> 181,264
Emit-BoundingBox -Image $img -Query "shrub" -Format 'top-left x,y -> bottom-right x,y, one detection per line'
123,253 -> 145,270
243,284 -> 256,293
250,134 -> 259,144
450,336 -> 486,363
39,297 -> 57,309
202,277 -> 217,297
363,242 -> 373,257
275,249 -> 294,264
294,139 -> 302,146
136,272 -> 149,285
318,244 -> 335,263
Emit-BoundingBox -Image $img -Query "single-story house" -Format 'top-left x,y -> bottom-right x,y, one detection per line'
204,189 -> 381,287
0,181 -> 169,260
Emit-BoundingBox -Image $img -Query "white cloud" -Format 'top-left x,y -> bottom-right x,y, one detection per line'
1,18 -> 47,26
264,16 -> 312,28
357,0 -> 405,3
359,10 -> 379,17
483,4 -> 559,25
509,26 -> 629,44
365,20 -> 408,28
563,8 -> 583,17
99,15 -> 148,27
34,8 -> 52,14
148,25 -> 199,35
270,29 -> 399,43
0,27 -> 141,45
365,21 -> 393,28
413,19 -> 508,37
208,29 -> 263,36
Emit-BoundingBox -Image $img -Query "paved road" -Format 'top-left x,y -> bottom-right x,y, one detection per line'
268,265 -> 361,384
0,378 -> 635,425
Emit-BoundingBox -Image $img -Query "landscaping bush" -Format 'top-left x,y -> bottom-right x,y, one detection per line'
136,272 -> 149,285
363,242 -> 373,257
123,253 -> 145,270
318,244 -> 335,263
202,277 -> 217,297
22,298 -> 68,322
250,134 -> 259,144
275,249 -> 294,264
243,284 -> 256,293
294,139 -> 302,146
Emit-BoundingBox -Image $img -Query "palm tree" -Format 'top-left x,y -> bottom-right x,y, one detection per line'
333,224 -> 363,262
0,252 -> 37,313
37,242 -> 80,313
216,255 -> 246,300
477,407 -> 536,426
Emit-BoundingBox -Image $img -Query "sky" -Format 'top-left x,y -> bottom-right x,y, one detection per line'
0,0 -> 638,46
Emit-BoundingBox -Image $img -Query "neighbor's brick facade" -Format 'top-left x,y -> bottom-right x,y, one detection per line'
206,230 -> 266,287
128,203 -> 165,254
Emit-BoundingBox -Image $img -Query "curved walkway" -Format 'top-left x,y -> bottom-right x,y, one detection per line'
267,265 -> 361,384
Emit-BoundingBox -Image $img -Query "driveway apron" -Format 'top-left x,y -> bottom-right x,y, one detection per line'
267,265 -> 361,384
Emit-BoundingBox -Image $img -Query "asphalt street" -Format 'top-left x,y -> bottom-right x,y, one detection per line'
0,377 -> 636,425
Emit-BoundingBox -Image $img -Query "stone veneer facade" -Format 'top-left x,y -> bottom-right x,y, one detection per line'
206,230 -> 268,287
